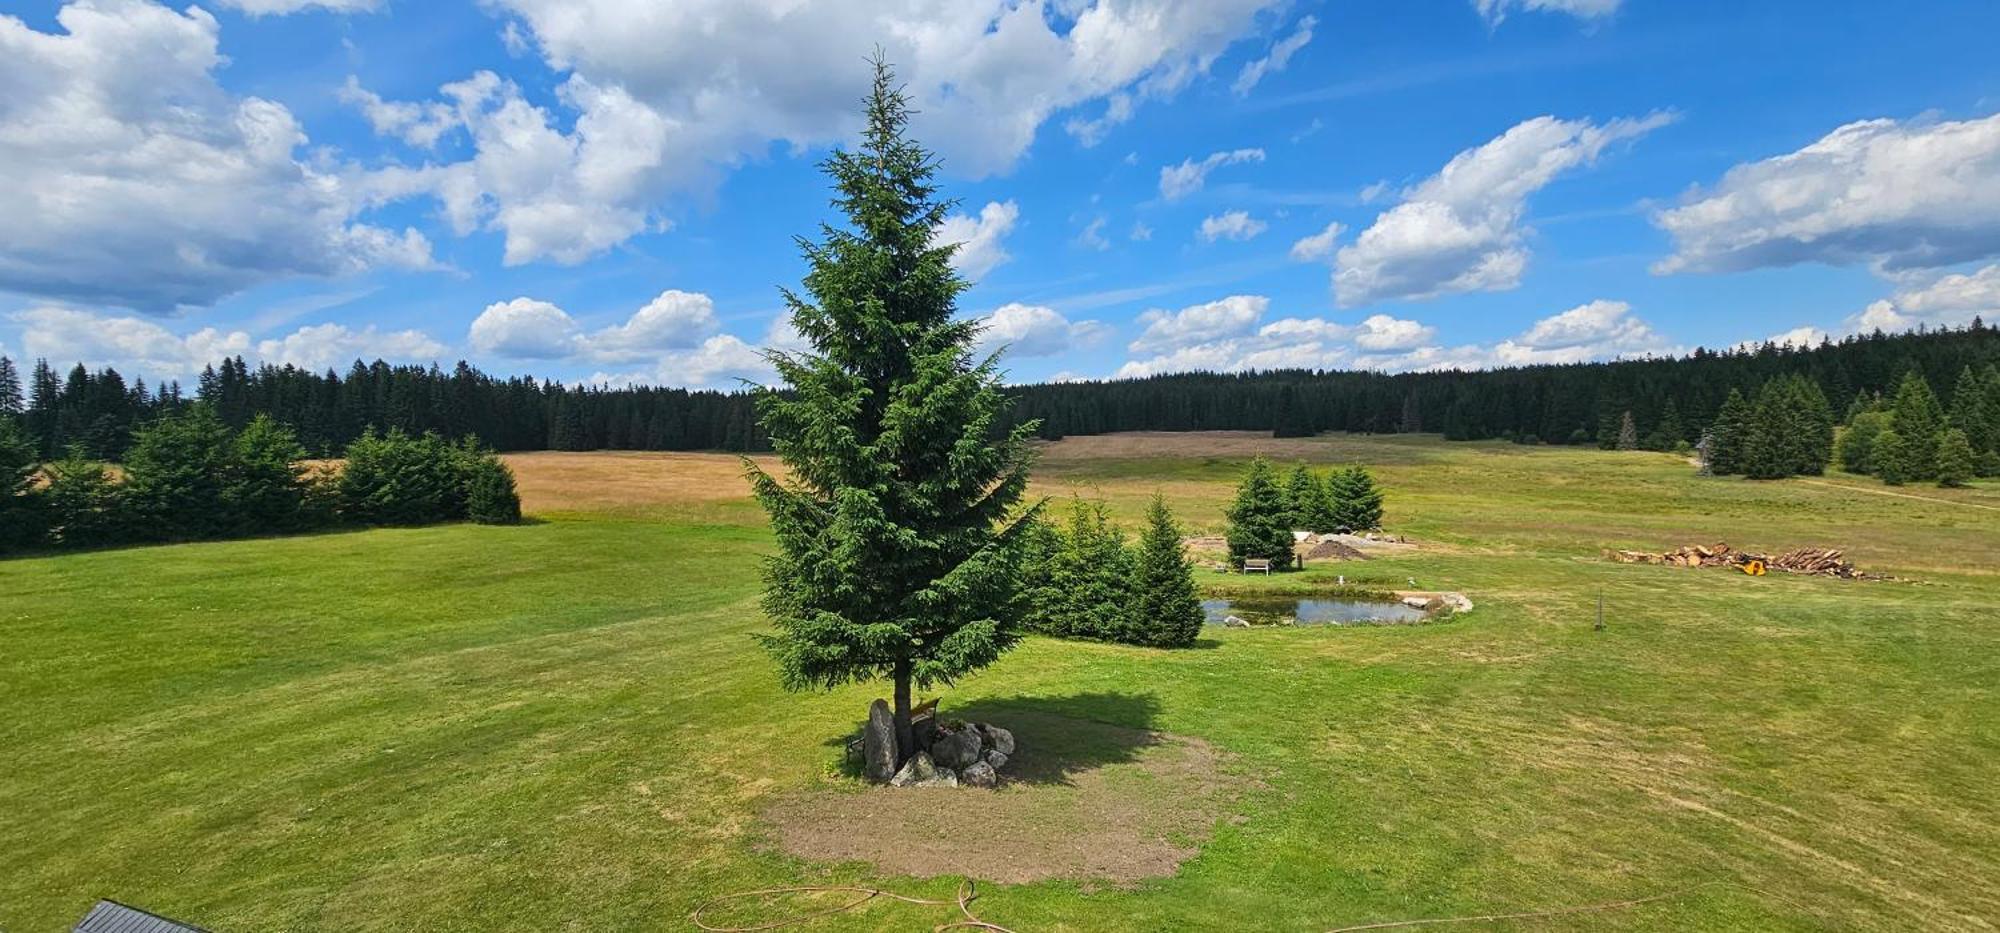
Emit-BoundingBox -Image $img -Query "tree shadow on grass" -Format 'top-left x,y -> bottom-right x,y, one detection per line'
820,691 -> 1168,786
941,692 -> 1166,786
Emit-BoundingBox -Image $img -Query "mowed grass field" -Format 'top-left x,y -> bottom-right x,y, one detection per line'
3,433 -> 1997,931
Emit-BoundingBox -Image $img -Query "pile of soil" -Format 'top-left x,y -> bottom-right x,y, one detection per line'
1299,538 -> 1368,560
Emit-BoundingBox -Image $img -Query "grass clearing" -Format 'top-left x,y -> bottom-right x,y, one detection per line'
4,433 -> 1996,930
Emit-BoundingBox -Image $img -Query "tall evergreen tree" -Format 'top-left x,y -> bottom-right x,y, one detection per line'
747,58 -> 1038,764
1129,494 -> 1204,648
1888,371 -> 1946,480
0,356 -> 22,420
1935,428 -> 1975,488
1707,387 -> 1751,475
1645,398 -> 1685,451
1947,366 -> 1990,454
1615,411 -> 1639,450
1225,457 -> 1293,568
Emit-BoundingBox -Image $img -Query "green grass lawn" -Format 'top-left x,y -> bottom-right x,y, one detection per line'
4,435 -> 1996,931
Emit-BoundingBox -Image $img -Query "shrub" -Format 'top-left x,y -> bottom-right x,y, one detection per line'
338,429 -> 466,525
225,415 -> 311,534
41,450 -> 123,549
1935,428 -> 1975,488
122,406 -> 233,541
0,418 -> 43,552
1042,498 -> 1136,640
460,442 -> 523,525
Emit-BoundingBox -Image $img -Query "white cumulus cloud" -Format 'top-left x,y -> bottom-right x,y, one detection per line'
1851,263 -> 2000,332
470,289 -> 725,362
1160,147 -> 1266,201
214,0 -> 381,15
1654,113 -> 2000,277
976,303 -> 1109,358
13,305 -> 442,383
935,200 -> 1020,279
1332,112 -> 1673,307
0,0 -> 436,311
1289,220 -> 1346,262
1199,210 -> 1269,243
1110,297 -> 1667,378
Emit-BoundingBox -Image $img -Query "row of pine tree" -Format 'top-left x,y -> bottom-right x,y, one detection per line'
0,408 -> 520,556
1225,460 -> 1385,569
1016,496 -> 1207,648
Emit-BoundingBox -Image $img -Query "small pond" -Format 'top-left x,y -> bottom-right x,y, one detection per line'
1201,596 -> 1430,627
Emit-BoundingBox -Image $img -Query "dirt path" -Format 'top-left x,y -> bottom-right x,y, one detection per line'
1796,479 -> 2000,513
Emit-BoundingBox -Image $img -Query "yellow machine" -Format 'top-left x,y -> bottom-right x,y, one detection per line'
1741,559 -> 1766,576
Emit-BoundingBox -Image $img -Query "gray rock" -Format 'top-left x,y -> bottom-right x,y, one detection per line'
918,767 -> 959,788
983,749 -> 1009,771
960,761 -> 997,788
862,699 -> 897,784
930,726 -> 984,770
984,725 -> 1015,757
888,750 -> 939,787
1224,614 -> 1251,627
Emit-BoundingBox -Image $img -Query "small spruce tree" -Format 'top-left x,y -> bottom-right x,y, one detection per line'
1282,462 -> 1322,531
1327,466 -> 1385,531
1044,498 -> 1134,641
1707,387 -> 1751,475
225,414 -> 309,534
41,449 -> 122,549
1947,366 -> 1990,455
460,440 -> 523,525
1873,430 -> 1909,485
122,406 -> 235,541
1838,411 -> 1890,475
1225,457 -> 1294,568
747,57 -> 1038,764
1128,494 -> 1204,648
1935,428 -> 1975,488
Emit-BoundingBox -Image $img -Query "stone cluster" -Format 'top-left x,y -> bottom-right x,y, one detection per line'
860,699 -> 1015,788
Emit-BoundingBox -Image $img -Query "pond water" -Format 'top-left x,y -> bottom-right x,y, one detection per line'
1201,596 -> 1430,627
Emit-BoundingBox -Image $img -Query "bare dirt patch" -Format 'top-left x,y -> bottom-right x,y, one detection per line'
761,709 -> 1245,884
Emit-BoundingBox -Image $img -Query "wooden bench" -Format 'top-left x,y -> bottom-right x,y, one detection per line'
846,698 -> 941,760
1243,558 -> 1273,575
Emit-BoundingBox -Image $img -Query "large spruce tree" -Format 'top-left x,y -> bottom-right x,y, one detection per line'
748,58 -> 1039,764
1707,387 -> 1751,475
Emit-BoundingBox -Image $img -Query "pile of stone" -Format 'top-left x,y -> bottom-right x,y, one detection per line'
860,699 -> 1016,789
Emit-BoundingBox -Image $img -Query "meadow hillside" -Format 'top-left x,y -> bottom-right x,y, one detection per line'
2,434 -> 1995,931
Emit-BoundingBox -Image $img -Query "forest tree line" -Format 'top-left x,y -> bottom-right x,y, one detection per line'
0,321 -> 1995,463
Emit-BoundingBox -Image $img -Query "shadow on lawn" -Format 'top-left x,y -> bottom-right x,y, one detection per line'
824,692 -> 1168,786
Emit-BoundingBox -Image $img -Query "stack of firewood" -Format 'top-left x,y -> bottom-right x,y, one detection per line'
1607,543 -> 1874,579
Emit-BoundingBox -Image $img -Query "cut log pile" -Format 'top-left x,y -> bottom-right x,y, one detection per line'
1607,542 -> 1878,579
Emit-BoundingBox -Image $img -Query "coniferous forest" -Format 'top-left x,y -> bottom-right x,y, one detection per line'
0,321 -> 1995,467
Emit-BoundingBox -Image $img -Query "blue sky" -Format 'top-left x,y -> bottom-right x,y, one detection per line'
3,0 -> 1999,390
